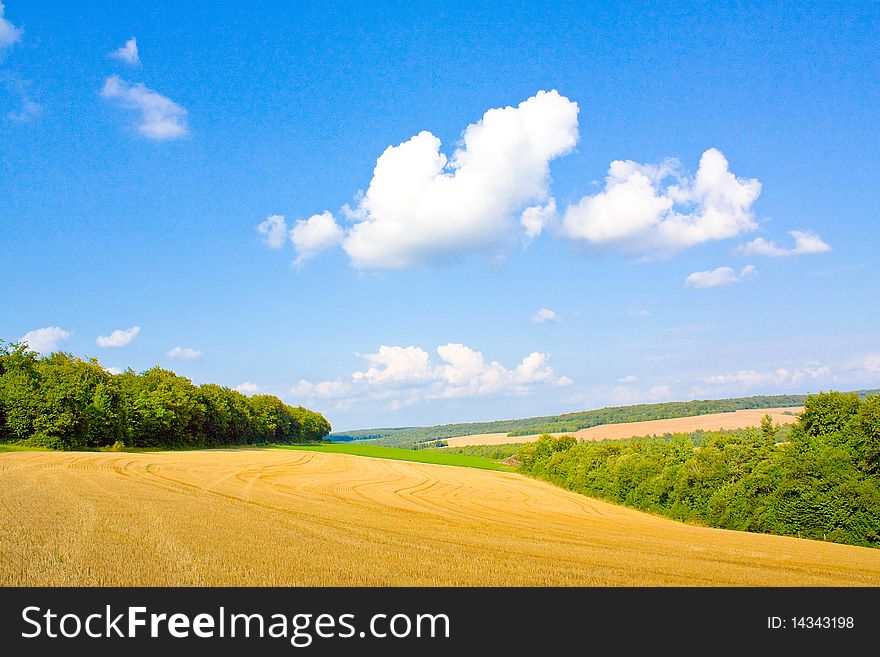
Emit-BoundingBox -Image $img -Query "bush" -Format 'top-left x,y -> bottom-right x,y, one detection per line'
516,395 -> 880,549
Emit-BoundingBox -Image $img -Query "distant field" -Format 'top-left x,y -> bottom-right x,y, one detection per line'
275,443 -> 513,471
446,406 -> 803,447
2,448 -> 879,586
332,394 -> 819,447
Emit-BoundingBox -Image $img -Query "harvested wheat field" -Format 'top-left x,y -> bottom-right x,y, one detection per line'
446,407 -> 804,447
2,448 -> 878,587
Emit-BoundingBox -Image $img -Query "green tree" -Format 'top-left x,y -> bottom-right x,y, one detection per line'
856,395 -> 880,474
800,391 -> 862,437
760,413 -> 777,440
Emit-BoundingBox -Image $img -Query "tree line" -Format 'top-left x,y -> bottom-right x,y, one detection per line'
517,391 -> 880,548
0,341 -> 330,449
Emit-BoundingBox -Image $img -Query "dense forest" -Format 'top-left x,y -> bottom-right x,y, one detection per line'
0,341 -> 330,449
518,392 -> 880,548
334,394 -> 817,448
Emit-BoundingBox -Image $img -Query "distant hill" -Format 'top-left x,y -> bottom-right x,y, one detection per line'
329,427 -> 419,442
331,390 -> 880,449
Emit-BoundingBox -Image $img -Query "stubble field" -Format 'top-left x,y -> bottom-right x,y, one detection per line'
2,447 -> 878,586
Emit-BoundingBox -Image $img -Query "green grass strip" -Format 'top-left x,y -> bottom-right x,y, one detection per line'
274,442 -> 514,471
0,443 -> 49,452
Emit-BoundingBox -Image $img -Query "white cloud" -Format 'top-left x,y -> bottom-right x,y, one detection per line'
290,211 -> 344,265
611,383 -> 670,405
5,76 -> 40,122
862,355 -> 880,376
705,366 -> 831,388
8,95 -> 39,122
104,367 -> 124,375
293,379 -> 353,400
352,345 -> 434,385
628,309 -> 651,317
735,230 -> 831,257
562,148 -> 761,256
0,2 -> 22,51
256,214 -> 288,250
618,375 -> 639,383
19,326 -> 71,354
293,342 -> 571,409
335,90 -> 578,268
100,75 -> 188,140
110,37 -> 140,65
649,385 -> 671,399
167,346 -> 203,360
532,308 -> 558,324
235,381 -> 259,395
664,323 -> 715,334
96,326 -> 140,348
520,199 -> 557,239
685,264 -> 757,289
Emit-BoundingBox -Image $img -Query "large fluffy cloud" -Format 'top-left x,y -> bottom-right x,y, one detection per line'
343,90 -> 578,268
258,91 -> 827,273
292,342 -> 572,410
19,326 -> 71,354
101,75 -> 188,140
735,230 -> 831,257
562,148 -> 761,256
279,90 -> 579,269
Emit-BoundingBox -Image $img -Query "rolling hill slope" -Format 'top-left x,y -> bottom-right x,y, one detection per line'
2,449 -> 878,586
334,390 -> 879,448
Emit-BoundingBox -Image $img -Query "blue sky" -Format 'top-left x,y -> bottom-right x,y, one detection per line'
2,1 -> 878,430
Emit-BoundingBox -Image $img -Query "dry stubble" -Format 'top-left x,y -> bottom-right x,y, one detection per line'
1,448 -> 878,586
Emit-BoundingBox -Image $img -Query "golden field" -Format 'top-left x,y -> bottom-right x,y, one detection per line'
2,448 -> 878,586
445,406 -> 804,447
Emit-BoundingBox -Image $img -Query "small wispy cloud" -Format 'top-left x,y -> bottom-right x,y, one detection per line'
735,230 -> 830,257
101,75 -> 188,140
704,365 -> 831,388
0,2 -> 22,52
685,264 -> 757,289
532,308 -> 559,324
96,326 -> 140,348
235,382 -> 259,395
167,346 -> 203,360
4,76 -> 41,122
862,355 -> 880,376
520,199 -> 557,240
109,37 -> 140,65
257,214 -> 288,250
